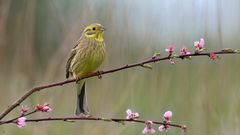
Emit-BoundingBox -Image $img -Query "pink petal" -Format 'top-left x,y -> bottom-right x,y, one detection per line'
126,109 -> 132,115
145,120 -> 153,128
164,111 -> 172,119
16,117 -> 26,128
158,125 -> 166,132
36,104 -> 44,111
126,109 -> 139,119
43,106 -> 52,112
149,128 -> 156,134
181,125 -> 187,132
210,53 -> 217,60
165,44 -> 174,53
18,117 -> 26,122
135,112 -> 139,117
142,127 -> 149,134
199,38 -> 205,48
142,127 -> 156,134
194,41 -> 199,48
169,59 -> 175,65
20,105 -> 28,114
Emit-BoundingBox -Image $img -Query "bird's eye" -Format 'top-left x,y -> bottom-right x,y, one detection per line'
92,27 -> 96,30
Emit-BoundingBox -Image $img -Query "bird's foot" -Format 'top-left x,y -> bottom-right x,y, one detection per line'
75,76 -> 81,83
78,113 -> 92,118
96,70 -> 103,79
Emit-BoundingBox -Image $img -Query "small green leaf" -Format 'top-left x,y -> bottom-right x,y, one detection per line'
172,54 -> 179,58
152,52 -> 161,59
222,48 -> 234,52
195,48 -> 204,54
44,102 -> 49,106
186,56 -> 192,60
199,48 -> 205,52
141,64 -> 152,69
234,49 -> 240,53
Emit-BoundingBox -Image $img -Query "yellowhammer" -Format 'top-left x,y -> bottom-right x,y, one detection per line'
66,23 -> 106,116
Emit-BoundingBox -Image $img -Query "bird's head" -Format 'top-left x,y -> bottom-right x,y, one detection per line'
83,23 -> 106,42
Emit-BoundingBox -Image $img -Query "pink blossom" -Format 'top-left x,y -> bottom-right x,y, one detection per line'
142,121 -> 155,134
165,44 -> 174,54
158,124 -> 170,132
20,105 -> 28,114
158,111 -> 173,132
194,38 -> 205,50
35,104 -> 52,112
169,59 -> 175,65
210,53 -> 218,60
36,104 -> 44,111
42,106 -> 52,112
16,117 -> 26,128
199,38 -> 205,47
163,111 -> 172,122
181,125 -> 187,132
126,109 -> 139,119
158,125 -> 165,132
180,47 -> 191,55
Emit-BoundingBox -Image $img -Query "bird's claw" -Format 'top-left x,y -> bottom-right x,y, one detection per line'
75,76 -> 81,83
78,113 -> 92,118
96,71 -> 103,79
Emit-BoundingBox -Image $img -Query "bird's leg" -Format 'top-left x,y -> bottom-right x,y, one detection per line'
96,70 -> 103,79
76,76 -> 81,83
73,74 -> 81,83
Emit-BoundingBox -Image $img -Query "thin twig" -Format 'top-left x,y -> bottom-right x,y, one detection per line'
0,49 -> 238,120
0,116 -> 182,128
0,110 -> 37,124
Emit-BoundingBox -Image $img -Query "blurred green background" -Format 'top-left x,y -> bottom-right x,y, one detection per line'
0,0 -> 240,135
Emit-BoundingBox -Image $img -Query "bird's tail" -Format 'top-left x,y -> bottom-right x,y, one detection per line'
75,80 -> 89,116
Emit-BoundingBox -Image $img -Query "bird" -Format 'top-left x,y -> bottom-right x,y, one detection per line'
66,23 -> 106,116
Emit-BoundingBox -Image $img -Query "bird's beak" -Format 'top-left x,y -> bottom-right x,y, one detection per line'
101,26 -> 106,31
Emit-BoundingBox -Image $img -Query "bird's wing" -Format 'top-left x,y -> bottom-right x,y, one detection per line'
66,48 -> 77,78
66,35 -> 84,78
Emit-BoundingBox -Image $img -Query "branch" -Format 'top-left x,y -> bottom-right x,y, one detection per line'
0,110 -> 37,125
0,106 -> 184,132
0,116 -> 184,129
0,116 -> 179,126
0,48 -> 239,120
